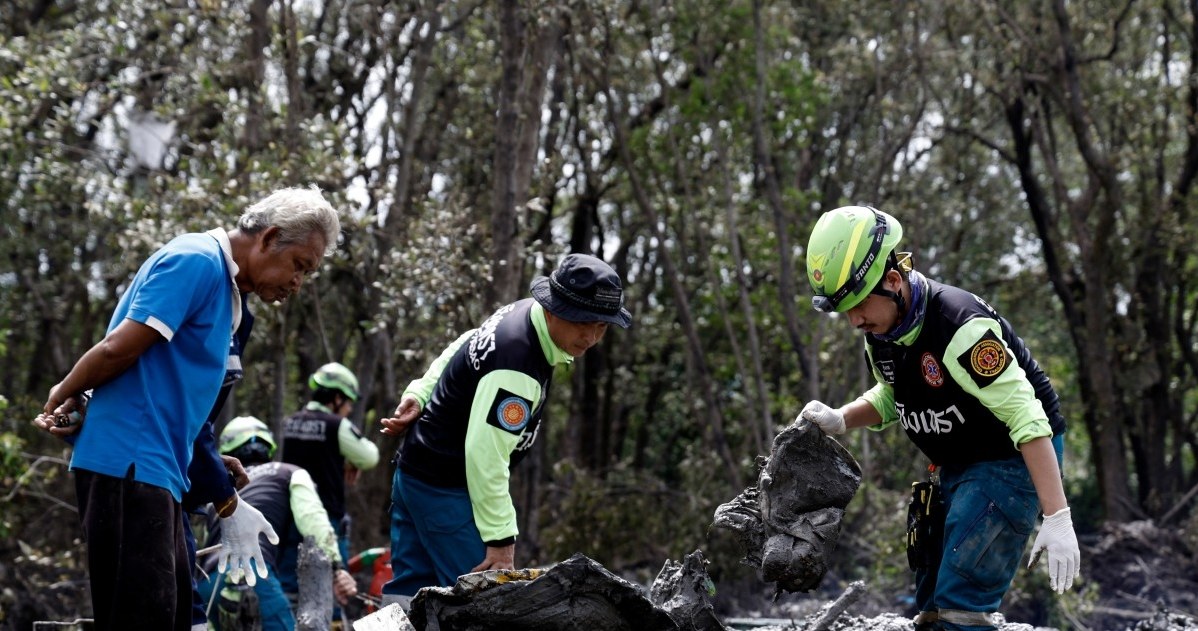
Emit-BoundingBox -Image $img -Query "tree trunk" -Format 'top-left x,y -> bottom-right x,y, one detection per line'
605,86 -> 743,487
751,0 -> 818,401
489,1 -> 558,306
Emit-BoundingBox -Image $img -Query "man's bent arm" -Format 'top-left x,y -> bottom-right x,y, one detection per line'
45,319 -> 161,413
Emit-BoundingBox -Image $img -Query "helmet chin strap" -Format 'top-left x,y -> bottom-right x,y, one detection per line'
879,285 -> 906,315
871,283 -> 906,330
871,265 -> 927,343
870,258 -> 908,321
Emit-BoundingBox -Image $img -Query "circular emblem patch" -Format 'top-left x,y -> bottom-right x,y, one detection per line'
496,397 -> 531,431
969,339 -> 1007,377
920,352 -> 943,387
812,269 -> 824,283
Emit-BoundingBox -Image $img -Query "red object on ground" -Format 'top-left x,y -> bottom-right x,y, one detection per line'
347,547 -> 392,612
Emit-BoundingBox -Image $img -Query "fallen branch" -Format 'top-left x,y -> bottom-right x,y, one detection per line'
1084,605 -> 1153,620
1059,599 -> 1092,631
807,580 -> 867,631
1160,480 -> 1198,526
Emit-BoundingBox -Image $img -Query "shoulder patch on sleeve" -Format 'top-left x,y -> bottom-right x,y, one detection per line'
488,388 -> 533,435
956,328 -> 1012,388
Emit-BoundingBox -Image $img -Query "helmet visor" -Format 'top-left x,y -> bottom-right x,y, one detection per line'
811,209 -> 888,312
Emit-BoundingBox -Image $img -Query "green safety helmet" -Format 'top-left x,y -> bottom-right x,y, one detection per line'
806,206 -> 903,313
219,415 -> 277,458
309,362 -> 359,401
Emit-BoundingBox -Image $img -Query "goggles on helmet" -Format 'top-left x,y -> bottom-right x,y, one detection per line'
811,209 -> 889,313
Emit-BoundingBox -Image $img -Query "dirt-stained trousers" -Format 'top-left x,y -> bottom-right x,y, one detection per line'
915,433 -> 1065,631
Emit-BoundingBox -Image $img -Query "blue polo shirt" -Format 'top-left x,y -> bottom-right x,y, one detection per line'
71,231 -> 236,502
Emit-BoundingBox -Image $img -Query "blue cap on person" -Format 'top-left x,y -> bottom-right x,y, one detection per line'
530,254 -> 633,328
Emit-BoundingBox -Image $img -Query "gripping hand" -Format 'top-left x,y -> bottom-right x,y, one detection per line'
798,400 -> 846,435
217,496 -> 279,587
1027,507 -> 1080,593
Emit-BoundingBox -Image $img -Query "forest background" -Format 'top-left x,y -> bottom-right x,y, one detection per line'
2,0 -> 1198,629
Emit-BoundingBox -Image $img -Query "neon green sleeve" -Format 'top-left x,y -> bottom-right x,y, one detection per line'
402,329 -> 476,406
463,369 -> 543,543
944,317 -> 1053,449
337,418 -> 380,470
288,468 -> 342,564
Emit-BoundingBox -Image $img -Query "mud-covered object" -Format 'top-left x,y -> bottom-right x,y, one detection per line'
712,420 -> 862,593
648,550 -> 726,631
295,536 -> 333,631
408,553 -> 680,630
747,612 -> 1078,631
1132,610 -> 1198,631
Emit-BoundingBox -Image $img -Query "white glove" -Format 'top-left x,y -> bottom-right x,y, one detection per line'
798,400 -> 846,435
1027,507 -> 1080,593
217,496 -> 279,587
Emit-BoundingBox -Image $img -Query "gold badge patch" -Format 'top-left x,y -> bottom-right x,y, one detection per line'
969,339 -> 1007,377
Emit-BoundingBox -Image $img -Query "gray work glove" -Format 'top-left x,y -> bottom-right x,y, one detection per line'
217,496 -> 279,587
798,400 -> 846,435
1027,507 -> 1081,593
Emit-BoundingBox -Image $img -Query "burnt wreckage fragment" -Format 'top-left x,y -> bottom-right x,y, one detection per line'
712,420 -> 862,593
407,551 -> 726,631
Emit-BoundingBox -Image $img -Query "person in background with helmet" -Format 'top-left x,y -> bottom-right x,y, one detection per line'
281,362 -> 380,566
198,416 -> 358,631
376,253 -> 633,610
798,206 -> 1080,631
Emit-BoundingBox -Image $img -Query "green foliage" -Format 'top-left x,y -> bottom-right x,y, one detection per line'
540,449 -> 733,582
0,431 -> 26,539
840,481 -> 910,591
0,430 -> 22,497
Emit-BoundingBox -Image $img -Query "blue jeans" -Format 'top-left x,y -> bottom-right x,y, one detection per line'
381,468 -> 486,597
197,568 -> 295,631
915,434 -> 1065,631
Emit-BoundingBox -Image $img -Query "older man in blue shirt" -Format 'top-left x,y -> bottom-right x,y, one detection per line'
38,187 -> 341,631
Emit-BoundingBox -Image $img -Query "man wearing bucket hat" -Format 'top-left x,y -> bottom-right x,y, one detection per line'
377,253 -> 631,608
799,206 -> 1079,631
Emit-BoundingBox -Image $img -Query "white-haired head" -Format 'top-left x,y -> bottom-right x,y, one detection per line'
238,186 -> 341,254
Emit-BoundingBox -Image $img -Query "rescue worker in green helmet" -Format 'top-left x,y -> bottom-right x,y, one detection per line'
799,206 -> 1080,631
280,362 -> 379,569
197,416 -> 357,631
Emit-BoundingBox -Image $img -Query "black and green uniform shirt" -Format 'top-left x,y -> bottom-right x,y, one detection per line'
397,298 -> 572,545
862,277 -> 1065,467
200,461 -> 341,574
281,401 -> 379,523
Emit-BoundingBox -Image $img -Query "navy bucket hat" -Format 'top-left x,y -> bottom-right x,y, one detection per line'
530,254 -> 632,328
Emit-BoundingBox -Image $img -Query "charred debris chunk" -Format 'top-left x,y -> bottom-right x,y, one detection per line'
406,551 -> 726,631
712,420 -> 863,594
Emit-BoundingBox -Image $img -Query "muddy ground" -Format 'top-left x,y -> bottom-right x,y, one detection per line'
727,519 -> 1198,631
2,518 -> 1196,630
